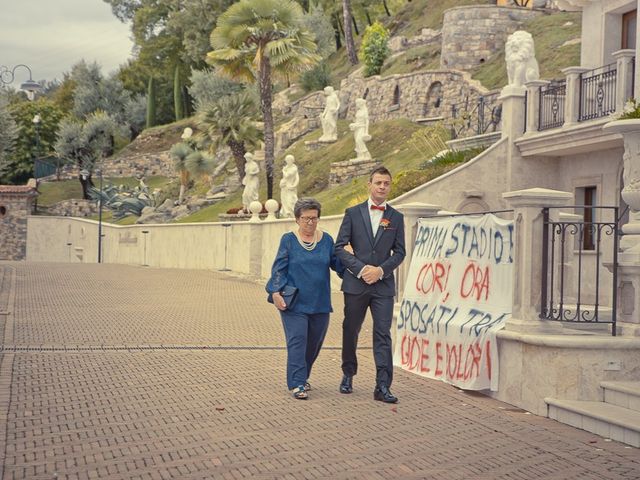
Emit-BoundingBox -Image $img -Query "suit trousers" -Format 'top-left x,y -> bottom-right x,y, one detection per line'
341,292 -> 394,387
280,311 -> 330,390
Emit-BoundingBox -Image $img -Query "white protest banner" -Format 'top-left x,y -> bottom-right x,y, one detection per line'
393,214 -> 514,391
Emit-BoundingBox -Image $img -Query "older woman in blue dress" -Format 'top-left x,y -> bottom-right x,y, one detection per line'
267,198 -> 344,400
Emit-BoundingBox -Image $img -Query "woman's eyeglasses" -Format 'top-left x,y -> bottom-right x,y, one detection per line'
299,216 -> 319,224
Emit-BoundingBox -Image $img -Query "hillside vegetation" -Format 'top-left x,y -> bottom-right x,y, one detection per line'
42,0 -> 582,224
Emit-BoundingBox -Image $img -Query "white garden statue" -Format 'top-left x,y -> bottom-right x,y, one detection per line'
318,86 -> 340,142
279,154 -> 299,218
505,30 -> 540,88
241,152 -> 260,213
350,98 -> 372,161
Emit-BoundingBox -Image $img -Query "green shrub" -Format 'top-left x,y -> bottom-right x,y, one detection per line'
421,146 -> 486,169
300,62 -> 332,93
359,22 -> 390,77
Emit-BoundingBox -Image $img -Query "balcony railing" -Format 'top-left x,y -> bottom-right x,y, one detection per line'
526,51 -> 635,134
450,96 -> 502,139
579,63 -> 617,121
538,81 -> 566,131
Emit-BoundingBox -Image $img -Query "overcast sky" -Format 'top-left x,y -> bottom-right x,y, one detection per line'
1,0 -> 133,88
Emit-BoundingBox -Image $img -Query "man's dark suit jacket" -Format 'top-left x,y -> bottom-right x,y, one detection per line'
334,201 -> 406,297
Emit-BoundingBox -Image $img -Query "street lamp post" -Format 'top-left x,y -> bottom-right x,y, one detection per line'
32,114 -> 41,213
32,114 -> 41,154
96,169 -> 104,264
0,64 -> 41,98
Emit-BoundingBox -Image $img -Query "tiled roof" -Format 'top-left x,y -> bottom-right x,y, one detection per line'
0,185 -> 38,194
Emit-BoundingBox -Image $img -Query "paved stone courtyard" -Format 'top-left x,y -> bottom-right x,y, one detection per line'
0,262 -> 639,480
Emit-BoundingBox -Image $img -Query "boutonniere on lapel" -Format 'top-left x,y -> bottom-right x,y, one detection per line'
379,218 -> 394,230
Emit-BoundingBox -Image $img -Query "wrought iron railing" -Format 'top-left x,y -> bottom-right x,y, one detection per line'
540,206 -> 618,335
450,96 -> 502,139
579,63 -> 617,122
538,81 -> 566,131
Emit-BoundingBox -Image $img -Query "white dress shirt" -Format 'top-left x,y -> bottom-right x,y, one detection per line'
356,198 -> 387,281
367,198 -> 387,235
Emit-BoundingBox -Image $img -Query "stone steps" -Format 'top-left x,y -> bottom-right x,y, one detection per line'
545,381 -> 640,447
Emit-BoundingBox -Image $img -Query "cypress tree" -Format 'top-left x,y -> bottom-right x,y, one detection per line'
146,77 -> 156,128
174,65 -> 184,121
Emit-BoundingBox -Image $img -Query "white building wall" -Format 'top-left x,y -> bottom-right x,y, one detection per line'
579,0 -> 636,68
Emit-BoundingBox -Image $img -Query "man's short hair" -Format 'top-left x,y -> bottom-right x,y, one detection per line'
369,166 -> 392,182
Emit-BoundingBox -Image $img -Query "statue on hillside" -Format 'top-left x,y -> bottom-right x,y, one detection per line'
318,86 -> 340,142
279,154 -> 299,218
241,152 -> 260,213
350,98 -> 372,161
505,30 -> 540,88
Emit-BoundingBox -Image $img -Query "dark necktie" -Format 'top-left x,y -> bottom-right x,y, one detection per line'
370,205 -> 385,211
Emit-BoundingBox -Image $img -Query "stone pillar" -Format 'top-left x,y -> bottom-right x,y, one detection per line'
524,80 -> 549,134
393,202 -> 442,301
603,118 -> 640,335
0,185 -> 38,261
502,188 -> 573,334
498,85 -> 527,193
561,67 -> 589,126
612,49 -> 636,115
603,120 -> 640,254
499,85 -> 527,141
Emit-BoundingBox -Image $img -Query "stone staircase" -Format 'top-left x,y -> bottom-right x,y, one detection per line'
545,381 -> 640,447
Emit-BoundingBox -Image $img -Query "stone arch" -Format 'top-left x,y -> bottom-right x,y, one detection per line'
392,85 -> 400,106
455,199 -> 491,214
0,205 -> 6,217
423,81 -> 444,116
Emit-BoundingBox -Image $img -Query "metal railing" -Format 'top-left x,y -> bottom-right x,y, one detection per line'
579,63 -> 617,122
540,206 -> 618,335
450,96 -> 502,139
538,81 -> 566,131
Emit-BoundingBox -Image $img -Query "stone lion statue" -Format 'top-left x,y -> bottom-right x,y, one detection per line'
505,30 -> 540,88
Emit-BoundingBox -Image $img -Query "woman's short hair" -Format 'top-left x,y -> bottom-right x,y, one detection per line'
294,197 -> 322,219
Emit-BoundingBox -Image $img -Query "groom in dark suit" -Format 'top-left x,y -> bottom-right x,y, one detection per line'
334,166 -> 405,403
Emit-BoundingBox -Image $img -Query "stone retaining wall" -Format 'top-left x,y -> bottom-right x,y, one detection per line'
329,159 -> 382,188
338,70 -> 501,127
44,199 -> 98,218
441,5 -> 541,71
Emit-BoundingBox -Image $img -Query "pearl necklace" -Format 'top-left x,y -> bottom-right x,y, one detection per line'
295,230 -> 322,251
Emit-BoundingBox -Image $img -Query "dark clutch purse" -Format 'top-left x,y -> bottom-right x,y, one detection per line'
267,285 -> 299,308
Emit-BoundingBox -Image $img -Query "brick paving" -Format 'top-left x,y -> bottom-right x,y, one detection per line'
0,262 -> 638,480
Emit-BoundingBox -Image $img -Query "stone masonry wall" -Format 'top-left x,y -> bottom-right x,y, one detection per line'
0,193 -> 36,260
45,199 -> 98,218
338,70 -> 501,126
441,6 -> 541,71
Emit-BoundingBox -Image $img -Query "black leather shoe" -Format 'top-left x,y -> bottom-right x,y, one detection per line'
339,375 -> 353,394
374,385 -> 398,404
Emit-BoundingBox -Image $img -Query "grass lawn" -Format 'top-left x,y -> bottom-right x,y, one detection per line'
177,118 -> 476,222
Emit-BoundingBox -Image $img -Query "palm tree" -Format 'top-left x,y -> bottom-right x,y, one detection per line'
342,0 -> 358,65
169,142 -> 193,203
185,150 -> 216,183
196,91 -> 262,180
207,0 -> 320,199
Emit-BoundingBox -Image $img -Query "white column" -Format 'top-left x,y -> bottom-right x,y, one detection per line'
502,188 -> 573,334
498,85 -> 527,192
612,49 -> 636,114
524,80 -> 550,134
561,67 -> 590,126
498,85 -> 526,141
